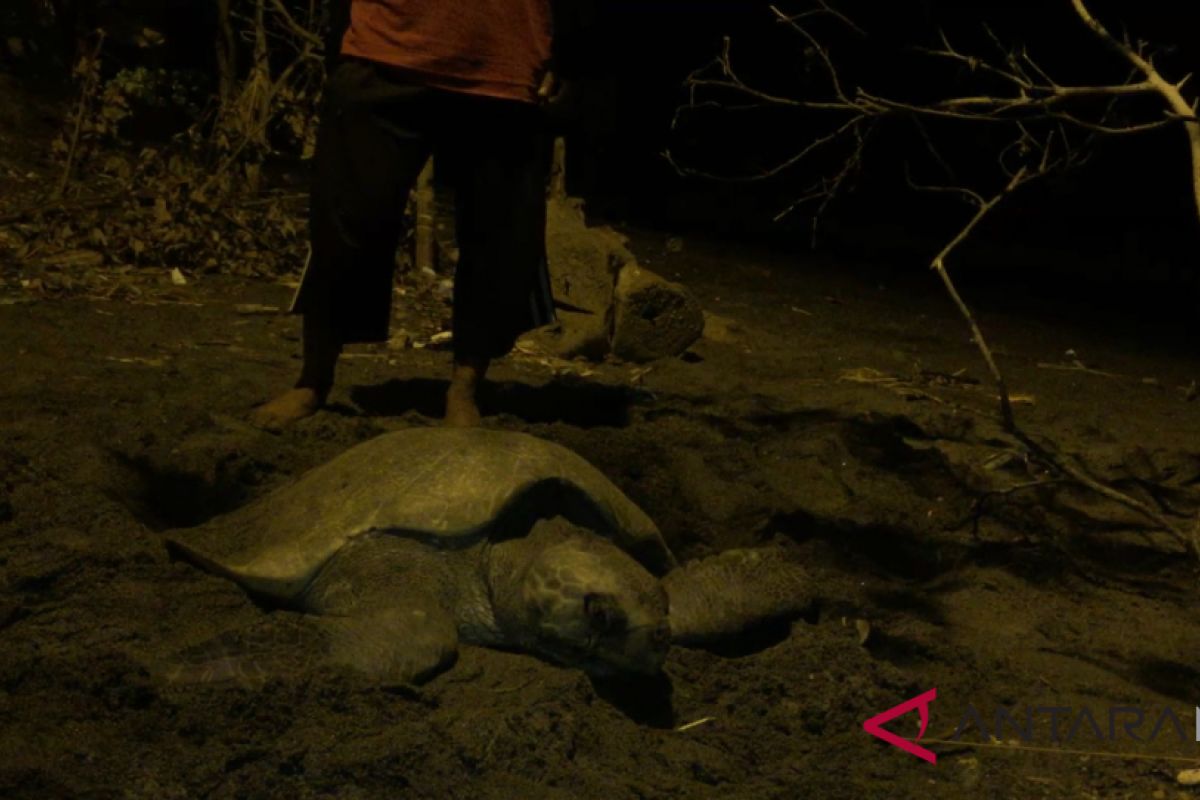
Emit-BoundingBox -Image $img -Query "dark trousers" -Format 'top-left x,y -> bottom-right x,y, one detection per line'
291,57 -> 556,362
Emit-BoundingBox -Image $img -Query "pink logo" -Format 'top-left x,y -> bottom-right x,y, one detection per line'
862,688 -> 938,764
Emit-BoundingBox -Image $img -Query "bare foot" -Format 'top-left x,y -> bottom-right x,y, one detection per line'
443,383 -> 482,428
443,355 -> 489,428
250,387 -> 324,431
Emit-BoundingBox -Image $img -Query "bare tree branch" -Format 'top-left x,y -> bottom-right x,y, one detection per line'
1069,0 -> 1200,226
266,0 -> 322,50
670,0 -> 1200,558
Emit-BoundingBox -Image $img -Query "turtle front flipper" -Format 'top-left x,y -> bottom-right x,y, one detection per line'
324,603 -> 459,685
663,549 -> 813,646
161,604 -> 459,688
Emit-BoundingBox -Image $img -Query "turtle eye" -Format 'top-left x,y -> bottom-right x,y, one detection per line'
583,592 -> 625,634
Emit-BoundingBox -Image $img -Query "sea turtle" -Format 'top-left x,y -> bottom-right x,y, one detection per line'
162,427 -> 810,686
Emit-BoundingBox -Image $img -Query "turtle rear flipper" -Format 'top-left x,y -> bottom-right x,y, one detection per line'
161,605 -> 459,688
164,534 -> 461,687
162,612 -> 328,687
663,549 -> 813,647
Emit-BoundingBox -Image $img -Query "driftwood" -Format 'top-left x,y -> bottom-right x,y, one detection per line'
610,264 -> 705,362
525,197 -> 704,363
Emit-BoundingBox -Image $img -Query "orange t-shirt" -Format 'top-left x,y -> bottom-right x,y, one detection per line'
340,0 -> 553,104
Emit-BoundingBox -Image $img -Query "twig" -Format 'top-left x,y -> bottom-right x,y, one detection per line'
1016,431 -> 1200,558
195,45 -> 316,201
215,0 -> 237,107
1035,361 -> 1122,378
959,478 -> 1067,535
926,166 -> 1034,432
56,31 -> 106,200
266,0 -> 323,49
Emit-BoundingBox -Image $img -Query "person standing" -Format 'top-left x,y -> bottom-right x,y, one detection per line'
252,0 -> 586,429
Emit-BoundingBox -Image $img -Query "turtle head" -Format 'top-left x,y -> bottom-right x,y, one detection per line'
518,536 -> 671,677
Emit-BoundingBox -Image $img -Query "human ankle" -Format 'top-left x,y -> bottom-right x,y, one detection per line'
450,355 -> 490,389
293,383 -> 330,405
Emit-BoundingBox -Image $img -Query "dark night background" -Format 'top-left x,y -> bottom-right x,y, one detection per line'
1,1 -> 1198,345
3,4 -> 1200,797
3,4 -> 1196,234
0,0 -> 1197,350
